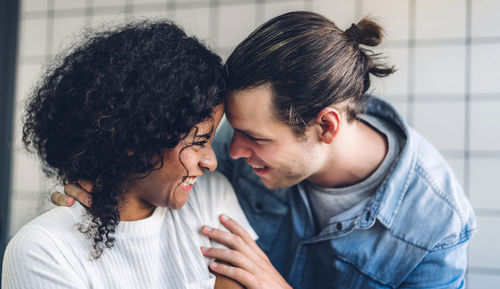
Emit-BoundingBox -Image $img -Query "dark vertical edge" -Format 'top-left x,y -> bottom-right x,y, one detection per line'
354,0 -> 363,20
167,0 -> 177,19
255,0 -> 265,29
210,0 -> 219,53
125,0 -> 134,20
0,0 -> 20,281
85,0 -> 94,27
46,0 -> 55,62
304,0 -> 313,11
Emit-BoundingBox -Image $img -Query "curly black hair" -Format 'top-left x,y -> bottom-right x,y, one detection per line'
22,20 -> 226,258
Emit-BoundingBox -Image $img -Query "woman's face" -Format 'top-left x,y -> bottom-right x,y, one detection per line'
125,105 -> 224,212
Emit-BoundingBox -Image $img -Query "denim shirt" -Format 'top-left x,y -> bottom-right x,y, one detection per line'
213,97 -> 476,289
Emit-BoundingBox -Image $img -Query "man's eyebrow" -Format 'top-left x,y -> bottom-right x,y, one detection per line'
233,128 -> 270,140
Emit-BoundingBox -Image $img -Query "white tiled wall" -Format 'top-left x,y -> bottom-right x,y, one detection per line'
362,0 -> 410,41
9,0 -> 500,286
471,0 -> 500,38
174,5 -> 212,42
311,0 -> 355,29
217,3 -> 257,48
20,18 -> 49,56
413,101 -> 466,151
414,45 -> 466,96
415,0 -> 466,40
262,0 -> 306,22
469,158 -> 500,210
53,0 -> 87,10
470,101 -> 500,151
377,46 -> 409,97
469,216 -> 500,269
471,44 -> 500,94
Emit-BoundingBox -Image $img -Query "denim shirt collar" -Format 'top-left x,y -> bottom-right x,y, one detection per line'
365,96 -> 417,229
296,96 -> 418,239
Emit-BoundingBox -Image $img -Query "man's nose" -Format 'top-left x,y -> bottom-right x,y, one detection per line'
229,131 -> 253,160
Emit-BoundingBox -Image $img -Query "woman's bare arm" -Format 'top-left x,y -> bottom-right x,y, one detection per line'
214,263 -> 246,289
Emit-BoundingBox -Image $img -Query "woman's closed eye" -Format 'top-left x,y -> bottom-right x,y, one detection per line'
193,140 -> 208,147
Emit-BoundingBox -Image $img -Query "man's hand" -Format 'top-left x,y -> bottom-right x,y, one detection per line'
201,215 -> 292,289
50,181 -> 93,207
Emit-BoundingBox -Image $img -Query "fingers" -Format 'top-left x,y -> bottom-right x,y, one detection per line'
209,262 -> 259,289
77,180 -> 93,193
218,214 -> 268,260
51,192 -> 74,207
219,214 -> 254,243
201,247 -> 258,273
201,225 -> 247,252
64,183 -> 92,207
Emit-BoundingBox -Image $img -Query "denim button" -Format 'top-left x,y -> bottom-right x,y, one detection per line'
336,223 -> 342,230
255,202 -> 263,211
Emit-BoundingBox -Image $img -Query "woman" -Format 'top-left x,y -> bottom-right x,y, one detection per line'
2,20 -> 256,289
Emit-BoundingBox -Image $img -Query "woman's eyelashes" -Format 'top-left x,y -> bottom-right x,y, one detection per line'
193,140 -> 208,147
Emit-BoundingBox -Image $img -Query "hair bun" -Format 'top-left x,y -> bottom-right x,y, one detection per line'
344,18 -> 383,47
345,23 -> 362,43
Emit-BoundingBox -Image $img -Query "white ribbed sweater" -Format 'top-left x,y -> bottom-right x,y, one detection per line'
2,171 -> 257,289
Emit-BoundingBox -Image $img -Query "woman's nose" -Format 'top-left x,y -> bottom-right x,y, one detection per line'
199,146 -> 217,171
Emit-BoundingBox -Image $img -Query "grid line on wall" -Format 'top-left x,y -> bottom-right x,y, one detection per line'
45,0 -> 54,62
468,266 -> 500,275
474,208 -> 500,217
85,0 -> 93,27
254,0 -> 263,31
464,0 -> 472,198
440,150 -> 500,158
406,0 -> 416,126
209,0 -> 219,51
354,0 -> 362,20
304,0 -> 313,11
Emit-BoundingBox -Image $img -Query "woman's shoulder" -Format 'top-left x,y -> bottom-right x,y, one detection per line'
24,204 -> 83,233
189,171 -> 258,242
3,205 -> 90,288
6,204 -> 85,255
182,171 -> 235,221
189,171 -> 236,209
194,171 -> 233,195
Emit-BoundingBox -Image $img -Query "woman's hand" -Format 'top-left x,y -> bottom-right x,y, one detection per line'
201,215 -> 292,289
50,181 -> 93,207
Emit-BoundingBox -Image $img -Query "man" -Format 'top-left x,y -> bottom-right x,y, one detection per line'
56,12 -> 475,289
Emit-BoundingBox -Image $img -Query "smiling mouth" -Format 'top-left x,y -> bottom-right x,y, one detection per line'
180,176 -> 197,191
247,163 -> 270,176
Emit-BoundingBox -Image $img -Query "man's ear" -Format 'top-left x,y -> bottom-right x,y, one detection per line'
315,107 -> 341,144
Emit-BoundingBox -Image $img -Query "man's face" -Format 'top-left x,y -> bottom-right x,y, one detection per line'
226,85 -> 322,189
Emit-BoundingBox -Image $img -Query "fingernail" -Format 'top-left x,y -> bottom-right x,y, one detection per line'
204,226 -> 213,232
66,197 -> 75,206
221,214 -> 229,221
200,246 -> 208,252
211,262 -> 218,268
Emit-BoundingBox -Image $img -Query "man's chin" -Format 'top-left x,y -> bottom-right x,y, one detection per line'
259,176 -> 288,190
259,173 -> 305,190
